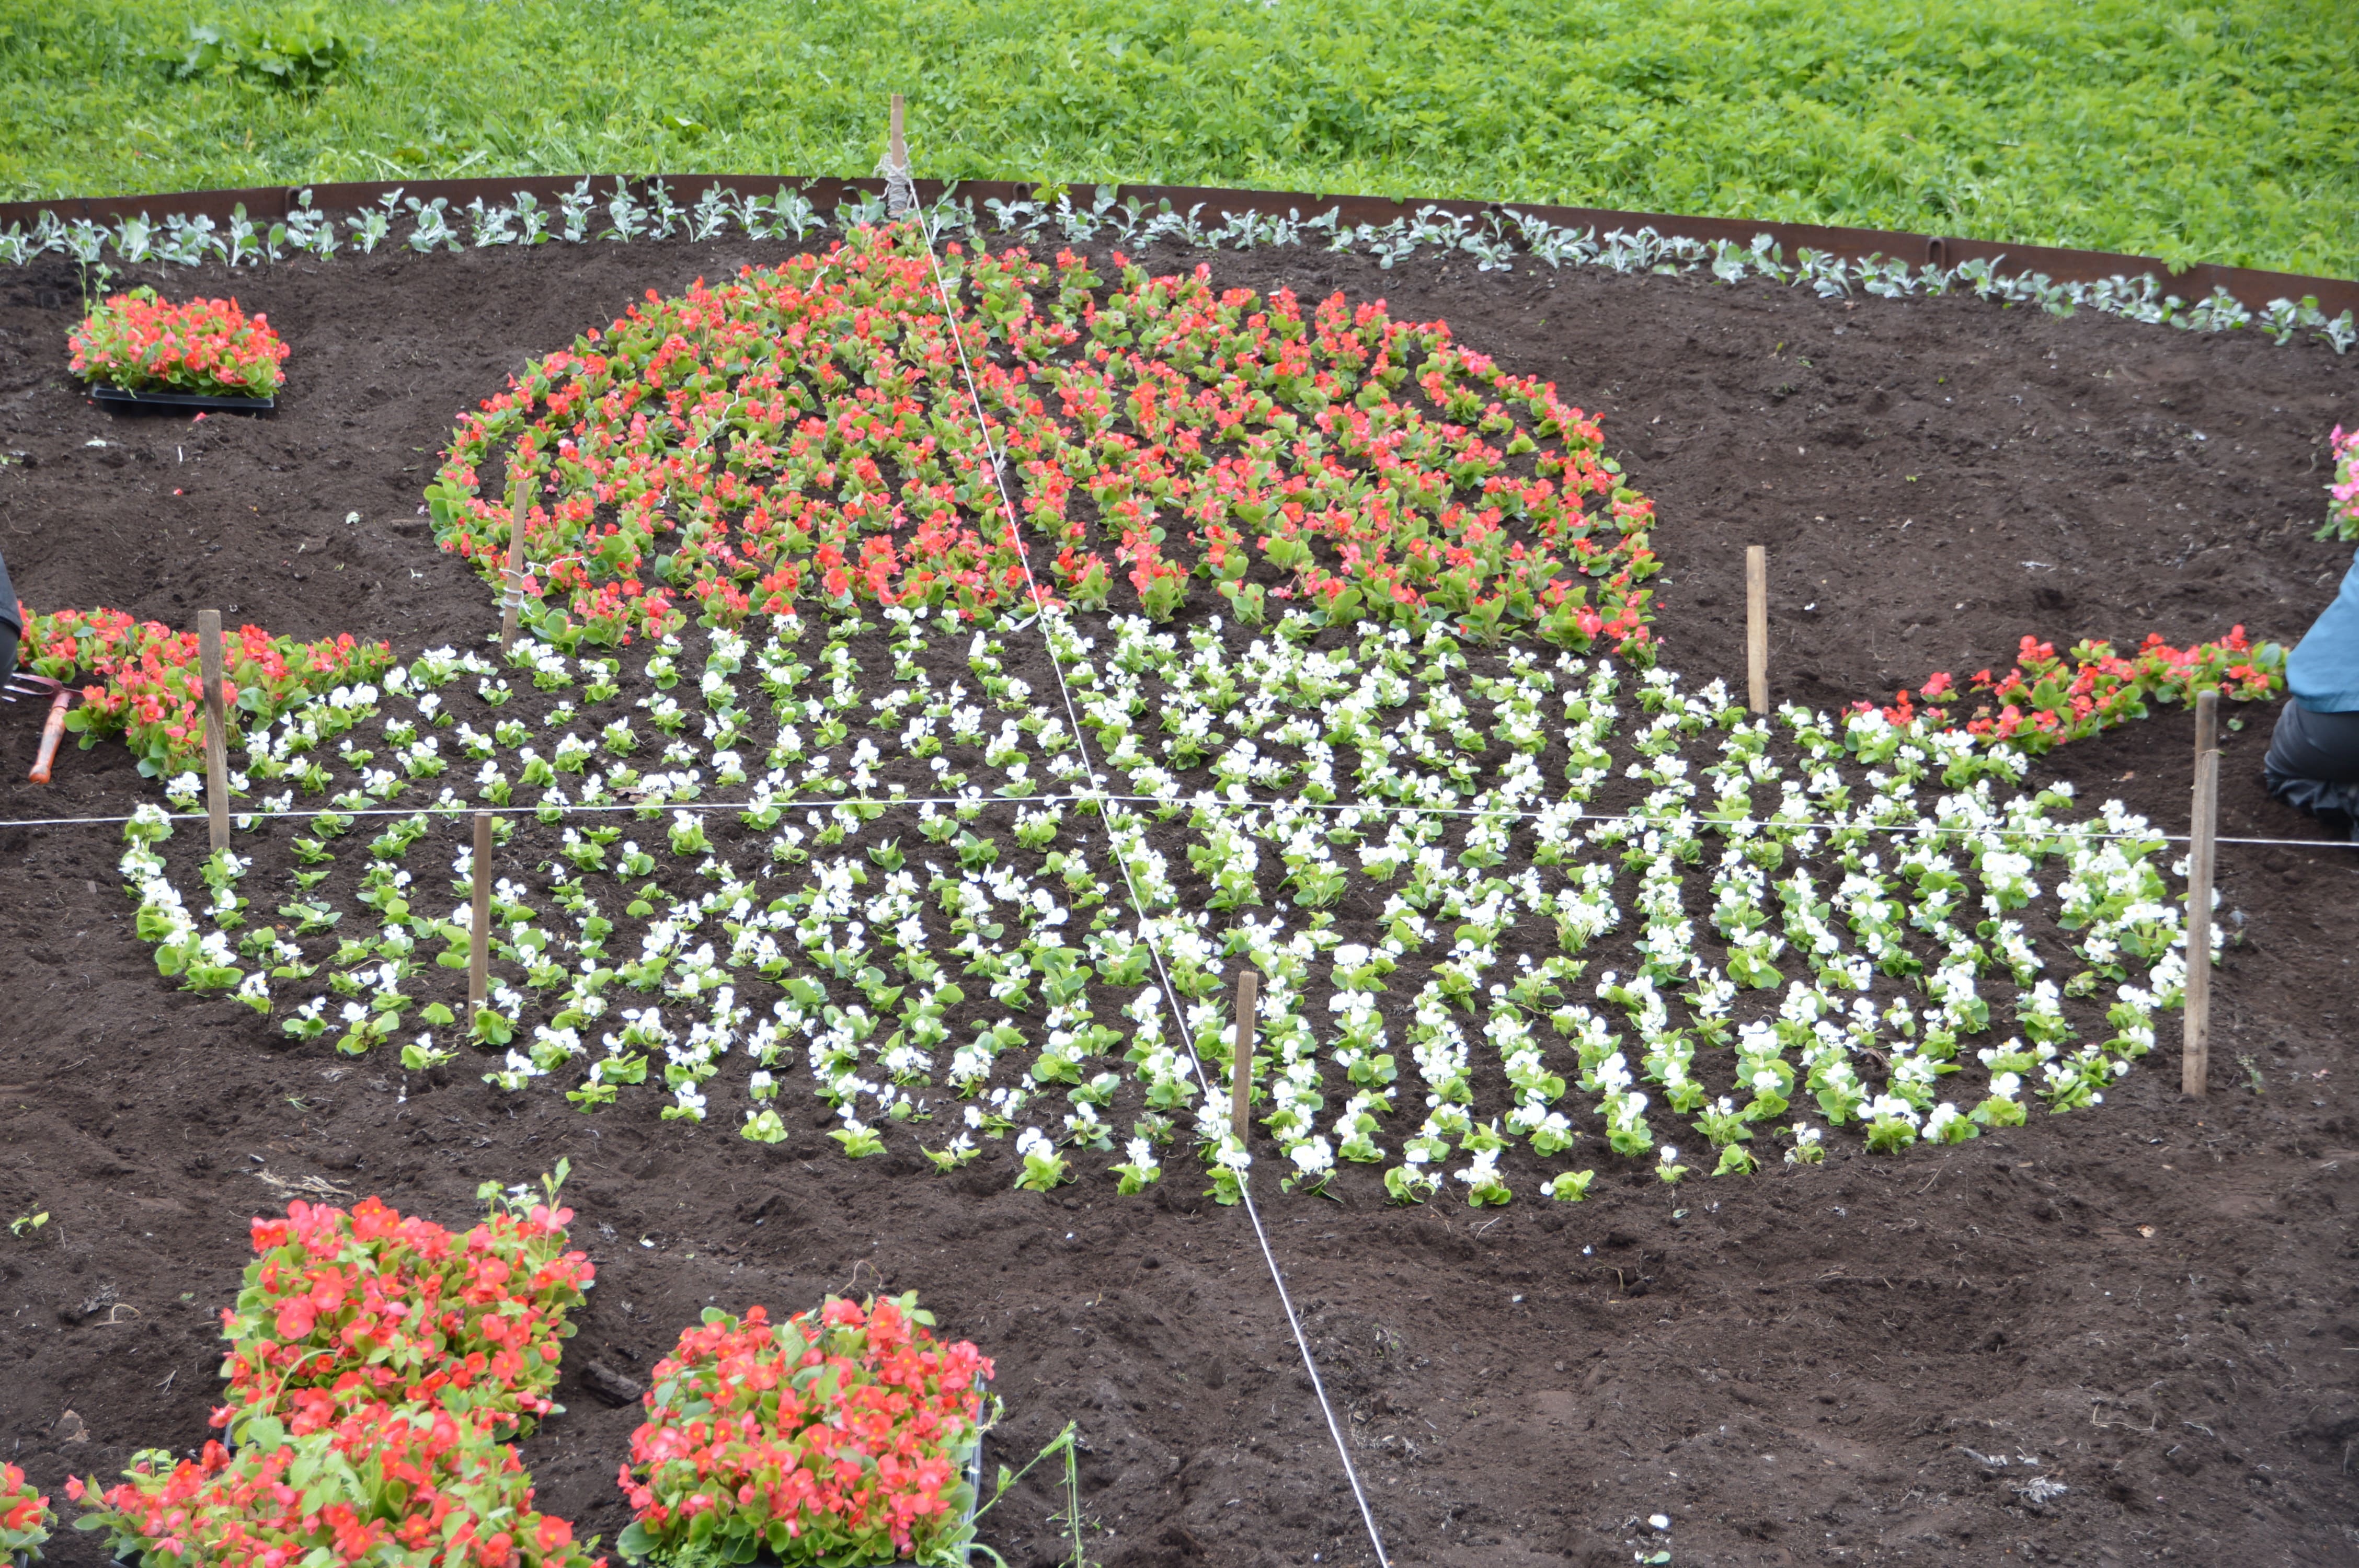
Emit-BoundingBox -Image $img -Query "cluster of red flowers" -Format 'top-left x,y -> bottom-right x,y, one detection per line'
617,1295 -> 992,1566
429,224 -> 1657,654
68,286 -> 291,399
70,1184 -> 600,1568
216,1192 -> 594,1439
1,1460 -> 52,1560
1863,627 -> 2284,752
19,605 -> 392,778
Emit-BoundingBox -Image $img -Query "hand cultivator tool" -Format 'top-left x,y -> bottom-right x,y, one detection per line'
3,672 -> 79,784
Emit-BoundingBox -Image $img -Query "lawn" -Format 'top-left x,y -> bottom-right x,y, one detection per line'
1,0 -> 2352,278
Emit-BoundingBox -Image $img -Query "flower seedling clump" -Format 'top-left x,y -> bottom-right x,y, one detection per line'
21,606 -> 394,777
1867,627 -> 2281,753
70,1171 -> 599,1568
216,1184 -> 594,1439
70,1404 -> 595,1568
0,1461 -> 52,1561
2326,424 -> 2359,540
617,1294 -> 992,1567
68,286 -> 290,398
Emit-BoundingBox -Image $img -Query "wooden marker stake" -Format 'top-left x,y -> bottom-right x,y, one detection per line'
1745,545 -> 1768,715
1229,969 -> 1259,1143
885,94 -> 913,217
2183,688 -> 2219,1097
498,464 -> 531,655
197,609 -> 230,852
468,811 -> 493,1016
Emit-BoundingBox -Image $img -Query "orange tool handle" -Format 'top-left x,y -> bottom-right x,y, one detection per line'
28,690 -> 68,785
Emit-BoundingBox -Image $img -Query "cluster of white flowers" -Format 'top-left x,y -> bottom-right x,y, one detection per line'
114,595 -> 2201,1200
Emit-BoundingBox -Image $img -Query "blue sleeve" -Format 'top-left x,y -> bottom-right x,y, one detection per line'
2289,549 -> 2359,713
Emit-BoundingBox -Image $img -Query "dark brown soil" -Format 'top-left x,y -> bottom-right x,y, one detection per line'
2,236 -> 2357,1568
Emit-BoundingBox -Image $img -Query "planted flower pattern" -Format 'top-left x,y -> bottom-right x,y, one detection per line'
99,585 -> 2215,1208
58,247 -> 2257,1207
426,225 -> 1657,653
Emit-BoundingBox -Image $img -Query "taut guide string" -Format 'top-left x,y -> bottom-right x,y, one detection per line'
901,171 -> 1398,1567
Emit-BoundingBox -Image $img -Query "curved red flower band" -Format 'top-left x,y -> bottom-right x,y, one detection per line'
427,224 -> 1659,654
19,605 -> 394,778
1861,627 -> 2285,752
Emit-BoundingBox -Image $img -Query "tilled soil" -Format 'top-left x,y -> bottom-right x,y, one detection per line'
1,234 -> 2356,1567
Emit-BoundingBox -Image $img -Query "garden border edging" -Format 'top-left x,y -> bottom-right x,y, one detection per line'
4,174 -> 2353,321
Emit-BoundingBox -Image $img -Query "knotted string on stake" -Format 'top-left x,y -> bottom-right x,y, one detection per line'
880,94 -> 918,219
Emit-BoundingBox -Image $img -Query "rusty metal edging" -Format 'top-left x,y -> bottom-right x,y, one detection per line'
5,174 -> 2354,320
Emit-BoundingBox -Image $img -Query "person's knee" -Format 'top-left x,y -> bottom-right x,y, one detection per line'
2268,700 -> 2359,786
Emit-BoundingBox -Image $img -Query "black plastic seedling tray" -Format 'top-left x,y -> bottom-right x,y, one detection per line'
88,385 -> 275,413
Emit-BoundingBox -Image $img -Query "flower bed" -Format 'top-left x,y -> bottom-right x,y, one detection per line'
617,1295 -> 991,1566
17,606 -> 394,777
70,1175 -> 598,1568
3,203 -> 2347,1568
427,225 -> 1658,654
68,287 -> 290,400
59,242 -> 2284,1207
96,591 -> 2218,1203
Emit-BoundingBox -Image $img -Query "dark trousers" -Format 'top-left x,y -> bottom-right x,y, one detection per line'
2264,700 -> 2359,838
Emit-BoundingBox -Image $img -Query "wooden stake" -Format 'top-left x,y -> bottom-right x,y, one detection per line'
2182,688 -> 2219,1097
1229,969 -> 1259,1143
498,464 -> 531,655
197,609 -> 230,852
885,94 -> 913,218
1745,545 -> 1768,715
468,811 -> 493,1015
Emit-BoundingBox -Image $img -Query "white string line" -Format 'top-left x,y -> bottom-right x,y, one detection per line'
911,209 -> 1396,1568
1,782 -> 2343,852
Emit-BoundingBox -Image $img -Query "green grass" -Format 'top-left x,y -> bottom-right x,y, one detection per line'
3,0 -> 2354,277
